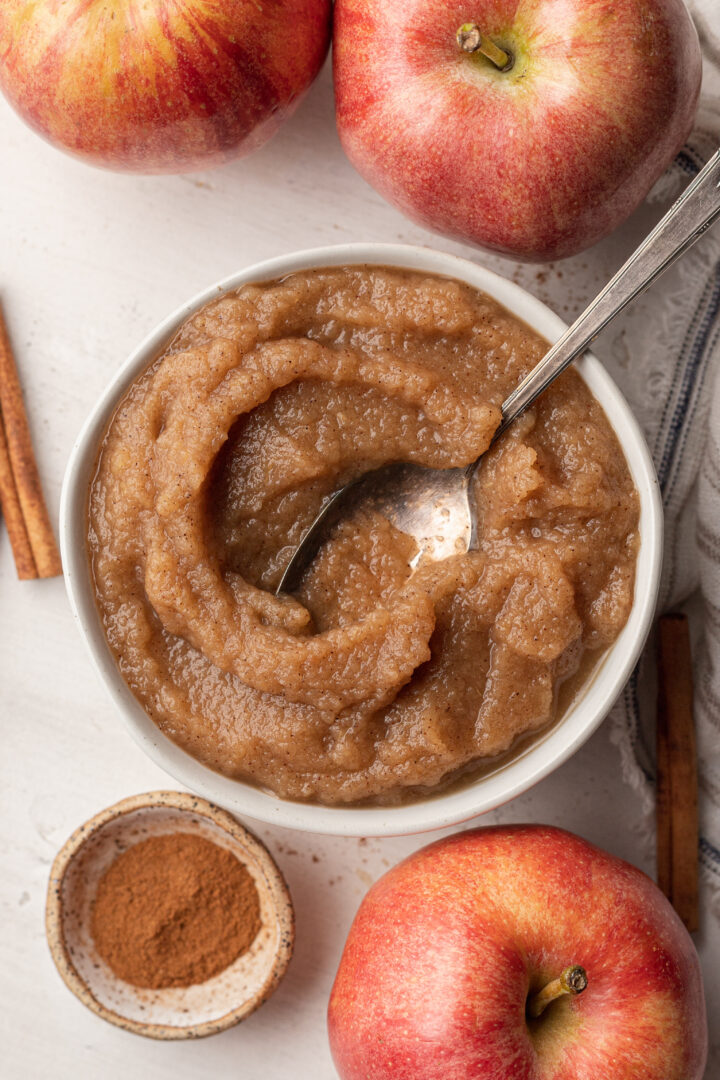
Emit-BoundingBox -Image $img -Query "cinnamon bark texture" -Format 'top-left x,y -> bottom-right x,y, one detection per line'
0,301 -> 61,579
657,613 -> 699,932
0,413 -> 36,578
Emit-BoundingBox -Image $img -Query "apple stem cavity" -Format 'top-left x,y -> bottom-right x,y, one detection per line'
456,24 -> 512,71
527,966 -> 588,1019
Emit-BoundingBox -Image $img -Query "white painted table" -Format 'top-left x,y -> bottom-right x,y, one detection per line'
1,60 -> 717,1079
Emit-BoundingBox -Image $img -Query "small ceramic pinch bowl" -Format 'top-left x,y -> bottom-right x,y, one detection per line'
45,791 -> 294,1040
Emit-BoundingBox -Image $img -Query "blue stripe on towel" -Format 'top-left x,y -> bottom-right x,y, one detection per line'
675,150 -> 701,177
657,261 -> 720,491
623,668 -> 653,782
701,836 -> 720,866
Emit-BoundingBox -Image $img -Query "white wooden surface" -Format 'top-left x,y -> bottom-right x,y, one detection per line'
1,59 -> 717,1078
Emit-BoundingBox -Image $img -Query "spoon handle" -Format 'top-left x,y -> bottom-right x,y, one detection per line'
496,148 -> 720,438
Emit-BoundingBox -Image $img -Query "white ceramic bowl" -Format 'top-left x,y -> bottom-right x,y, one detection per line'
60,243 -> 662,837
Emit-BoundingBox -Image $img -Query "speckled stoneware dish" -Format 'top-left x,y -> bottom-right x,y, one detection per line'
45,791 -> 294,1040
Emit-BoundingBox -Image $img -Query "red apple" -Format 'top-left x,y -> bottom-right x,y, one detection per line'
328,825 -> 707,1080
0,0 -> 331,173
333,0 -> 702,261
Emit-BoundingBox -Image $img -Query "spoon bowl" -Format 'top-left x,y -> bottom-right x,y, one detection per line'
278,463 -> 473,595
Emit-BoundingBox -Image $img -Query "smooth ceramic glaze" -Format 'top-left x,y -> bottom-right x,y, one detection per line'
60,244 -> 663,837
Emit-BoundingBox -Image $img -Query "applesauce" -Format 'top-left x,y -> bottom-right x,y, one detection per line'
88,267 -> 639,804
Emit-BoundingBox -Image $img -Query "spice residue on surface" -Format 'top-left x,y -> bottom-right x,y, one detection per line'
90,832 -> 261,989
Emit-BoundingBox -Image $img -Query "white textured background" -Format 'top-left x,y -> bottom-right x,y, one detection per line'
1,49 -> 718,1079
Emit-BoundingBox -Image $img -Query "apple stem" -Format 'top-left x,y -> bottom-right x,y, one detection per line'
527,966 -> 588,1019
456,24 -> 512,71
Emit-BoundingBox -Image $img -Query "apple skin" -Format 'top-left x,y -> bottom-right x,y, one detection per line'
333,0 -> 702,261
0,0 -> 331,174
328,825 -> 707,1080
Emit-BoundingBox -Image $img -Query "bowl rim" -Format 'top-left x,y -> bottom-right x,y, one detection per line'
45,790 -> 295,1040
59,241 -> 663,837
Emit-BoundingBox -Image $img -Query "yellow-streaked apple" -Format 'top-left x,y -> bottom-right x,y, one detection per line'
0,0 -> 331,173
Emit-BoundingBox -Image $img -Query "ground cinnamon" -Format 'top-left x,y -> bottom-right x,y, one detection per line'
91,832 -> 262,989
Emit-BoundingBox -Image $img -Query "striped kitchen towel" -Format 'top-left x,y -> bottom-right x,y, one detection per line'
610,5 -> 720,914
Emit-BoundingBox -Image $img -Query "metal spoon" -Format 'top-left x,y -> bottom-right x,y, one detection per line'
277,150 -> 720,596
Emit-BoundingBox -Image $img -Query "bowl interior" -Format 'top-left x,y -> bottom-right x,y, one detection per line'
48,797 -> 293,1036
60,243 -> 662,837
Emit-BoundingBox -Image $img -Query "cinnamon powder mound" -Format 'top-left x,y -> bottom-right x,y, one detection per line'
91,832 -> 262,989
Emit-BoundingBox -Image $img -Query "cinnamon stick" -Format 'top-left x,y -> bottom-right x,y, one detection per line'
656,613 -> 699,932
0,412 -> 37,579
0,300 -> 61,578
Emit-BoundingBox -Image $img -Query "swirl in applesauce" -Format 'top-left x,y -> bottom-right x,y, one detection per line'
88,267 -> 639,804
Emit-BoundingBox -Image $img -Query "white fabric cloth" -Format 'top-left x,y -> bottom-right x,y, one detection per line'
609,0 -> 720,912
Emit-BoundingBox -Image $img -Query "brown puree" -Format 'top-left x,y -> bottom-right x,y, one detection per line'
88,266 -> 639,805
